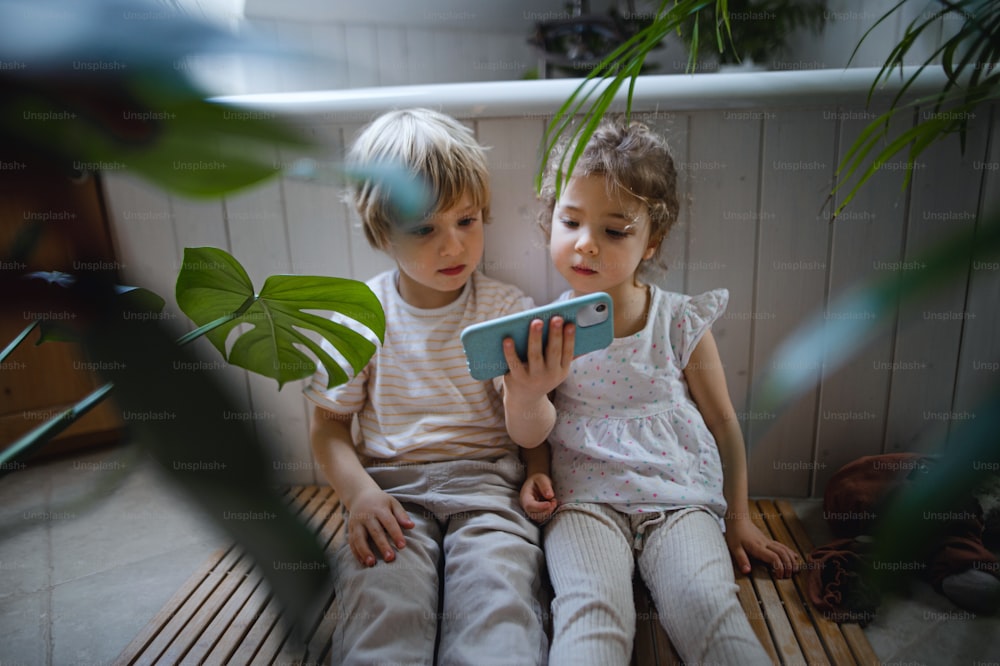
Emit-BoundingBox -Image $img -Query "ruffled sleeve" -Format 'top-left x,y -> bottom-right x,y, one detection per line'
669,288 -> 729,368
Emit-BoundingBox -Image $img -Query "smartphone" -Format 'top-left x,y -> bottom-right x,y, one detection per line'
461,292 -> 614,380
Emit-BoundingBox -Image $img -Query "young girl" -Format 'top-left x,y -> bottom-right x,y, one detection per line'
522,120 -> 800,665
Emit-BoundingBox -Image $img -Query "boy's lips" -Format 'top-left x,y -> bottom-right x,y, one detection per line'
439,264 -> 466,276
572,265 -> 598,275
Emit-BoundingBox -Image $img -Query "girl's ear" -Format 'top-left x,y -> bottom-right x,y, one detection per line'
642,234 -> 662,261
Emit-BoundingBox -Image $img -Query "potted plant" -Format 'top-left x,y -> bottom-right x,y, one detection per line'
678,0 -> 826,70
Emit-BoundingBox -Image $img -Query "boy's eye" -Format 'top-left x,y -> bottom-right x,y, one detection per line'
606,227 -> 631,239
410,225 -> 434,237
458,215 -> 478,227
559,218 -> 580,229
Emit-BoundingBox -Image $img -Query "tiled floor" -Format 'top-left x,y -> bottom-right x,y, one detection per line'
1,445 -> 998,665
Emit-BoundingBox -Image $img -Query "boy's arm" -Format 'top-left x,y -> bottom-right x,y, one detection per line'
309,406 -> 413,567
502,317 -> 575,448
684,331 -> 799,578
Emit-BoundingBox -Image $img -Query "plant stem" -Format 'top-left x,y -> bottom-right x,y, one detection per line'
0,382 -> 115,468
0,320 -> 39,364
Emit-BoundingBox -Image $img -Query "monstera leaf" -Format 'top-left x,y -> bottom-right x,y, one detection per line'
175,247 -> 384,389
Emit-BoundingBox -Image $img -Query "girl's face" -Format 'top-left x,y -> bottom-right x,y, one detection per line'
388,191 -> 485,309
549,174 -> 659,298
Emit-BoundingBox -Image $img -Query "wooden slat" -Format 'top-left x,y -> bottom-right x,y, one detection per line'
137,546 -> 245,665
112,546 -> 233,666
749,504 -> 807,665
842,624 -> 882,666
632,580 -> 658,666
758,500 -> 830,665
775,499 -> 860,665
157,551 -> 257,665
118,491 -> 881,666
225,593 -> 285,665
203,573 -> 271,664
738,569 -> 780,663
183,566 -> 264,664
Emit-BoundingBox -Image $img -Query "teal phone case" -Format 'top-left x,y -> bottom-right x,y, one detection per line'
460,292 -> 614,380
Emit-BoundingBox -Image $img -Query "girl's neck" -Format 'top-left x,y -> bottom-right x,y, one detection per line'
578,279 -> 650,338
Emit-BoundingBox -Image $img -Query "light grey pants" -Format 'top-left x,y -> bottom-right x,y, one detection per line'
544,503 -> 772,666
331,456 -> 548,666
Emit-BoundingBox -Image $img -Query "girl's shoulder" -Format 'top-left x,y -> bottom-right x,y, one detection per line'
650,285 -> 729,323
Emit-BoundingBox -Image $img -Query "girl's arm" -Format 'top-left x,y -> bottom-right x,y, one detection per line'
310,406 -> 414,567
684,330 -> 799,578
502,317 -> 575,448
520,441 -> 558,522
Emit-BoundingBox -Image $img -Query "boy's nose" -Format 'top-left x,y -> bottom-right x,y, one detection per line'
441,227 -> 463,255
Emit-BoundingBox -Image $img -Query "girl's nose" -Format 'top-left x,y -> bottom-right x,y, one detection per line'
575,230 -> 598,255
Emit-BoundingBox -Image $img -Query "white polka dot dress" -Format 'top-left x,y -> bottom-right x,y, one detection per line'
550,287 -> 729,523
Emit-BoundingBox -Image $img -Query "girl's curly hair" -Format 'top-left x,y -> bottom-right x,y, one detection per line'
538,119 -> 680,275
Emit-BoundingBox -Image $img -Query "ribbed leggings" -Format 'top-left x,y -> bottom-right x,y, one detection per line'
544,503 -> 773,666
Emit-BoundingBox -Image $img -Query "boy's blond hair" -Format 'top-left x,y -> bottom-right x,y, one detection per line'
538,119 -> 680,275
346,108 -> 491,251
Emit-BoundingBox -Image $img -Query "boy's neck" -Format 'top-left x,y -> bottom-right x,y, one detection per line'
396,270 -> 468,309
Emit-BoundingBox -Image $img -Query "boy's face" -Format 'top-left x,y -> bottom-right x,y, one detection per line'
549,174 -> 657,297
388,191 -> 485,309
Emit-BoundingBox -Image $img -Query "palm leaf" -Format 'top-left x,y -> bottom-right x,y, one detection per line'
834,0 -> 998,214
538,0 -> 722,197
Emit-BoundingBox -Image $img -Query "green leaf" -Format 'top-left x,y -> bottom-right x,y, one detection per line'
175,247 -> 385,390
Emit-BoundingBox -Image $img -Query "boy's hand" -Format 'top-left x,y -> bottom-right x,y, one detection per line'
520,472 -> 558,522
346,487 -> 415,567
503,316 -> 575,401
724,516 -> 800,579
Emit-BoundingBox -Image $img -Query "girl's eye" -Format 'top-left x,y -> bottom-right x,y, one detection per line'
458,216 -> 478,227
410,225 -> 434,237
559,218 -> 580,229
606,228 -> 631,239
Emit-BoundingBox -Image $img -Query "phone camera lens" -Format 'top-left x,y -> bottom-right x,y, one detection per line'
596,304 -> 607,313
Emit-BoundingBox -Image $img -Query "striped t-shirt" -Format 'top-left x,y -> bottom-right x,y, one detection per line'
304,270 -> 534,464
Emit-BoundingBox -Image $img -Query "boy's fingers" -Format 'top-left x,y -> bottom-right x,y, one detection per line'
364,514 -> 396,563
382,507 -> 411,550
349,524 -> 376,567
393,503 -> 415,529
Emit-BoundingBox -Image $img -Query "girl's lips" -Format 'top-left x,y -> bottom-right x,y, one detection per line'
439,265 -> 466,276
572,265 -> 598,275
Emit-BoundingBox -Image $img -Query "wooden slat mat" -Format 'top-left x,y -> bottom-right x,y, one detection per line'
116,492 -> 879,665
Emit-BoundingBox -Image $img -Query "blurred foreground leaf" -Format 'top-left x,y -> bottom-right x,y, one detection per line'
752,212 -> 1000,414
0,0 -> 314,197
869,384 -> 1000,593
81,281 -> 332,627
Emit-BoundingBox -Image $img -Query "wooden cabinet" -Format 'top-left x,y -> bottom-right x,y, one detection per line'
1,165 -> 124,462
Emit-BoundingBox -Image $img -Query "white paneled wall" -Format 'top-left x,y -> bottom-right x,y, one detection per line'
103,71 -> 998,496
215,0 -> 954,96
